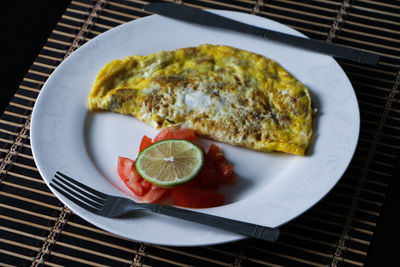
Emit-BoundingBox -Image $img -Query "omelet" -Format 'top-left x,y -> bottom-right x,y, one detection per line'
88,44 -> 313,155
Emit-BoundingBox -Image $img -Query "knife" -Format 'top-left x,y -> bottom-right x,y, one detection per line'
144,3 -> 380,65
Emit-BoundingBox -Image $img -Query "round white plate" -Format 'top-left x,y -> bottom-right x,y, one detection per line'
30,10 -> 360,246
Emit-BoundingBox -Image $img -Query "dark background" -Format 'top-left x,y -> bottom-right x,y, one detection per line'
0,0 -> 71,114
0,0 -> 398,266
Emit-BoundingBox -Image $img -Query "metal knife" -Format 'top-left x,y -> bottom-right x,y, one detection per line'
144,3 -> 380,65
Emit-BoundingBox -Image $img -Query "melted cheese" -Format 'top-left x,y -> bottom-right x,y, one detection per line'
88,44 -> 313,155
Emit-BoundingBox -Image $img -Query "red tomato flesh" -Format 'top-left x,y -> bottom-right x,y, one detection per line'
141,186 -> 170,203
206,143 -> 226,166
139,135 -> 153,152
217,163 -> 236,184
201,144 -> 236,186
198,168 -> 219,189
172,186 -> 225,208
117,156 -> 134,183
139,178 -> 152,193
118,128 -> 235,208
117,157 -> 150,197
153,126 -> 196,142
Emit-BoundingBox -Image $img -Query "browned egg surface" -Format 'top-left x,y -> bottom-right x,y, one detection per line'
88,44 -> 313,155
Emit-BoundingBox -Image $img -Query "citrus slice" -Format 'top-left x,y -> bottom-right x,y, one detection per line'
135,139 -> 204,187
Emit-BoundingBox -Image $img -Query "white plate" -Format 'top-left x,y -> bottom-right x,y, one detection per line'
30,11 -> 359,246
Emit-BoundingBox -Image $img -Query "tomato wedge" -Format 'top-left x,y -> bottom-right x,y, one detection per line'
153,126 -> 196,142
141,186 -> 170,203
117,157 -> 150,197
139,178 -> 152,193
172,186 -> 225,208
139,135 -> 153,152
198,168 -> 219,189
117,156 -> 134,183
118,128 -> 235,208
206,143 -> 226,166
217,163 -> 236,184
203,144 -> 236,185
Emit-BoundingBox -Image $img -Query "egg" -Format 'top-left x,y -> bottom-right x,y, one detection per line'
88,44 -> 313,155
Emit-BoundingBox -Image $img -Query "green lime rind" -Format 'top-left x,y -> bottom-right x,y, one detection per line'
135,139 -> 204,188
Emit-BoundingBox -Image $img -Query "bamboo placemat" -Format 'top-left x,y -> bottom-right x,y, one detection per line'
1,0 -> 399,266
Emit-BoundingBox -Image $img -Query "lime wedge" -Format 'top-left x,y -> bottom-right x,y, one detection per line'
135,139 -> 204,187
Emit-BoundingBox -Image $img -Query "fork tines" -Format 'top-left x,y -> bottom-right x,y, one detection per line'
50,171 -> 106,213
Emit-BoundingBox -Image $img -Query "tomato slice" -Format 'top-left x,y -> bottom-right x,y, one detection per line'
139,135 -> 153,152
217,163 -> 236,184
141,186 -> 170,203
119,131 -> 235,208
117,157 -> 150,197
117,157 -> 134,183
153,126 -> 196,142
172,186 -> 225,208
198,168 -> 219,189
140,178 -> 152,193
206,143 -> 226,166
124,164 -> 146,197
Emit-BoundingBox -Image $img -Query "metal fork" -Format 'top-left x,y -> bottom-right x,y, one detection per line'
50,171 -> 280,242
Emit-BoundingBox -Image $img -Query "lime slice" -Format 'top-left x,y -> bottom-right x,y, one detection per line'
135,139 -> 204,187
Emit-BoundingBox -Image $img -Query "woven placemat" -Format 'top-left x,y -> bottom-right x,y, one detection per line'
1,0 -> 399,266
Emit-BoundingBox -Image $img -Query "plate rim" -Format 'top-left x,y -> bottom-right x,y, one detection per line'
30,10 -> 360,246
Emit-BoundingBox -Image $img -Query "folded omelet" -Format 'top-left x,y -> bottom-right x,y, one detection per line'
89,44 -> 313,155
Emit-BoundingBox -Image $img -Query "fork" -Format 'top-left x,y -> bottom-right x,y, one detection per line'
50,171 -> 280,242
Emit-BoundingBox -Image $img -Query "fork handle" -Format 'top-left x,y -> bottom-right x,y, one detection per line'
146,204 -> 279,242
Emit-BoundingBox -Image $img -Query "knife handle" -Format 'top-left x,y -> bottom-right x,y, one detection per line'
144,3 -> 380,66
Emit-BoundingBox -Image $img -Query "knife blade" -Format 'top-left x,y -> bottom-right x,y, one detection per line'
144,3 -> 380,65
